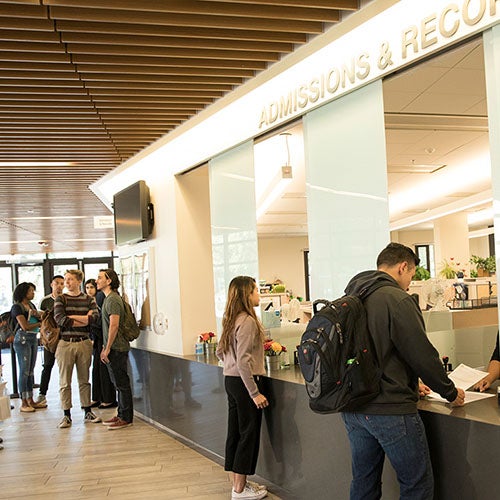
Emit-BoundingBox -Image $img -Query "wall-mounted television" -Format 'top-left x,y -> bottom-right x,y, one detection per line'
113,180 -> 154,246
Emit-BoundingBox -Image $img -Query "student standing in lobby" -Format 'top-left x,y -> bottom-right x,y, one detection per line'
217,276 -> 269,500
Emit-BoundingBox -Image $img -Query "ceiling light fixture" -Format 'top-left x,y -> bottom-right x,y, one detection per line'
256,133 -> 293,220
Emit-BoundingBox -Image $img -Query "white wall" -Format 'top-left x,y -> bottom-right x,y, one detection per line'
258,236 -> 308,299
469,235 -> 490,258
176,166 -> 217,353
117,174 -> 184,355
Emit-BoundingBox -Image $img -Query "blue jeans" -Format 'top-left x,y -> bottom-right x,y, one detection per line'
342,412 -> 433,500
13,331 -> 38,400
106,350 -> 133,422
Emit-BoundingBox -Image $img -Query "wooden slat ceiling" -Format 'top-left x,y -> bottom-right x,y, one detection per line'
0,0 -> 359,256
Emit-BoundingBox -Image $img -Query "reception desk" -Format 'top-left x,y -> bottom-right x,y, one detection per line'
129,349 -> 499,500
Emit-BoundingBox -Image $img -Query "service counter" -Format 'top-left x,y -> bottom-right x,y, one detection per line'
129,349 -> 499,500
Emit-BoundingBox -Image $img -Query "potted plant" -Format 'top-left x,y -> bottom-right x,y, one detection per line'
470,255 -> 496,277
413,265 -> 430,281
439,259 -> 457,279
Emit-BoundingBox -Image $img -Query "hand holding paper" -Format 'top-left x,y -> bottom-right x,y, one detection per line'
427,364 -> 495,405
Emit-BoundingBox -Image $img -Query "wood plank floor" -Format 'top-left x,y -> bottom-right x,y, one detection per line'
0,348 -> 281,499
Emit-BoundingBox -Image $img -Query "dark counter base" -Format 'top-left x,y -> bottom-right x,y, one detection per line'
129,349 -> 499,500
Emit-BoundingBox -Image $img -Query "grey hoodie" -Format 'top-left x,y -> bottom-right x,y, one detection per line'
345,270 -> 458,414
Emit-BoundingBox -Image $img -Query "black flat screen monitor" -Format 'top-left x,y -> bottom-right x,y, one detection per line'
113,180 -> 153,246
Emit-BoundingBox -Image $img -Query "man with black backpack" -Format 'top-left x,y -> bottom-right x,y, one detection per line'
342,243 -> 465,500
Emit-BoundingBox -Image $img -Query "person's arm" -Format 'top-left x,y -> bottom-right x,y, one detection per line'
475,360 -> 500,392
391,296 -> 463,404
54,295 -> 73,329
235,316 -> 269,409
69,296 -> 98,326
475,335 -> 500,392
101,314 -> 119,364
15,314 -> 39,332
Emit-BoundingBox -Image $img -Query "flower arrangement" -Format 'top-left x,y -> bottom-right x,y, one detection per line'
439,257 -> 467,279
198,332 -> 215,343
264,339 -> 287,357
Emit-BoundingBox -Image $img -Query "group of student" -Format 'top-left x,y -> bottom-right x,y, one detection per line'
217,243 -> 500,500
9,268 -> 133,431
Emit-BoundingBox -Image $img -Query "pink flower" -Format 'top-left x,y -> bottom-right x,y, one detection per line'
198,332 -> 215,343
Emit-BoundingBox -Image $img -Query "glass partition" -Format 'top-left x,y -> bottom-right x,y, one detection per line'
209,141 -> 258,330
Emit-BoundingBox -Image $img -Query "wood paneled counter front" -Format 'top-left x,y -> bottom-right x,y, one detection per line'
130,349 -> 500,500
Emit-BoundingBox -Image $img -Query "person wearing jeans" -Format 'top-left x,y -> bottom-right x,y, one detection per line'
343,243 -> 465,499
11,282 -> 45,412
96,268 -> 133,430
37,275 -> 65,406
341,413 -> 434,499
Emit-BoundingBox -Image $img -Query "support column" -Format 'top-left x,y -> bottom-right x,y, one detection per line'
484,25 -> 500,330
303,80 -> 389,299
433,213 -> 470,277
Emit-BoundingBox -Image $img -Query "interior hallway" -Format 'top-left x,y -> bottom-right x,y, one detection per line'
0,347 -> 281,499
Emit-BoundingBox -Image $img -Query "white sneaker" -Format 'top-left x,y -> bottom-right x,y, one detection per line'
232,483 -> 268,500
84,411 -> 102,423
247,481 -> 267,492
35,394 -> 47,406
58,415 -> 72,428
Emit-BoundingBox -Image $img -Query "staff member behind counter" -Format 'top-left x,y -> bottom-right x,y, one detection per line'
475,334 -> 500,392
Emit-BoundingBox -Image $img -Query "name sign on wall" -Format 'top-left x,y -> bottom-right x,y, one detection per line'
258,0 -> 500,130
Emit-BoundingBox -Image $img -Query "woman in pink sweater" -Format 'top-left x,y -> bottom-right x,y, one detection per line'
217,276 -> 269,500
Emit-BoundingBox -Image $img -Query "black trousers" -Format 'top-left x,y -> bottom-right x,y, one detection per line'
91,337 -> 116,404
106,349 -> 133,423
39,347 -> 55,396
224,375 -> 264,476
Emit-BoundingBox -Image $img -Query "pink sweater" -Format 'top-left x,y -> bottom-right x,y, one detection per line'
217,313 -> 265,398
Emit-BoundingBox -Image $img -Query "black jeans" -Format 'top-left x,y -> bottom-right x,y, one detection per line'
39,347 -> 55,396
106,349 -> 133,423
224,375 -> 264,475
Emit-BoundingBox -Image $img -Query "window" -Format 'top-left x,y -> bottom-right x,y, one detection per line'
0,266 -> 13,311
415,244 -> 435,277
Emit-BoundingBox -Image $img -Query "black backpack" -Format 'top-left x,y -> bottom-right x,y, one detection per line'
298,296 -> 380,414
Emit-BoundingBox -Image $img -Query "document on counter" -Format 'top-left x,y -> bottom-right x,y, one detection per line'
427,390 -> 495,404
447,363 -> 489,390
426,363 -> 495,404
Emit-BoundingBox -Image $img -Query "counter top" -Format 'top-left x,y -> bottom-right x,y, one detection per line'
186,354 -> 500,427
417,388 -> 500,426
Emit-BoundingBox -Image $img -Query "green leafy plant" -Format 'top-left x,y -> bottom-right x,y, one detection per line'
439,259 -> 457,279
413,265 -> 430,281
470,255 -> 496,274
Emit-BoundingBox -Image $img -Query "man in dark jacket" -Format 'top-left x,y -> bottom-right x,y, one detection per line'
342,242 -> 465,500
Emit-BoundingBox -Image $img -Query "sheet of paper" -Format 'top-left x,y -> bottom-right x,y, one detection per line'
446,363 -> 488,390
427,390 -> 495,404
